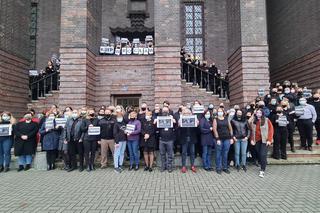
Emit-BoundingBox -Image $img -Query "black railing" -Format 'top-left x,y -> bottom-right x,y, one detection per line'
30,71 -> 60,100
181,60 -> 229,99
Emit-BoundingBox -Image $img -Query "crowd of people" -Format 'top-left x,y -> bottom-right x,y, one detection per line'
0,81 -> 319,178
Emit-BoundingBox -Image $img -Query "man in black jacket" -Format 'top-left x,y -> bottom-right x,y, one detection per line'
98,108 -> 115,169
311,93 -> 320,145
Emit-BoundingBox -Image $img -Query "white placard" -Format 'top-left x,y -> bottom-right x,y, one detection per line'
126,47 -> 132,55
121,48 -> 127,55
106,46 -> 114,54
192,105 -> 204,114
277,115 -> 288,127
181,115 -> 197,128
115,48 -> 121,56
0,124 -> 12,136
148,47 -> 154,55
157,116 -> 173,129
100,46 -> 107,54
55,118 -> 67,128
139,47 -> 144,55
133,48 -> 139,54
125,124 -> 136,134
143,48 -> 149,55
45,119 -> 55,130
88,126 -> 101,136
295,106 -> 305,116
29,70 -> 38,76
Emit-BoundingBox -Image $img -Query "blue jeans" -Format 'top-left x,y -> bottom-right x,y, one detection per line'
181,143 -> 195,167
114,141 -> 126,168
215,139 -> 231,171
234,139 -> 248,167
202,145 -> 213,169
0,137 -> 13,167
127,140 -> 139,166
18,155 -> 33,166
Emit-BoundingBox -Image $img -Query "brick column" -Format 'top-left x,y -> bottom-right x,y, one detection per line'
154,0 -> 182,109
59,0 -> 101,109
227,0 -> 270,106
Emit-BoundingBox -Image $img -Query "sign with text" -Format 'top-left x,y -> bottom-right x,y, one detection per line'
156,116 -> 173,129
88,126 -> 101,136
192,105 -> 205,114
125,124 -> 136,134
0,124 -> 12,136
55,118 -> 67,128
181,115 -> 197,128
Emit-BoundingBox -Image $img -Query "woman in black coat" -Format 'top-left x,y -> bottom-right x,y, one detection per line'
141,111 -> 156,172
14,112 -> 39,171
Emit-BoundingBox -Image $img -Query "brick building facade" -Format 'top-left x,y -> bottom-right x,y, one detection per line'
0,0 -> 320,115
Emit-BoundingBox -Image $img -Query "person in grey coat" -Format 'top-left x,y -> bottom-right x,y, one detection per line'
64,109 -> 85,172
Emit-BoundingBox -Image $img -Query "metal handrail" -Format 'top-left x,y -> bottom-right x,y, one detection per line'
30,71 -> 60,100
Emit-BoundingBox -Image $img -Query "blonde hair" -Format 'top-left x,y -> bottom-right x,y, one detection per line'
0,111 -> 17,124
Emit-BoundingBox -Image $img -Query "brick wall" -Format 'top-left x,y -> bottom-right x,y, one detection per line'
0,50 -> 30,116
267,0 -> 320,90
36,0 -> 61,71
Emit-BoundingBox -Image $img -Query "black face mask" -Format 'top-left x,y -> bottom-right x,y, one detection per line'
130,117 -> 135,121
141,107 -> 146,111
282,105 -> 287,108
89,113 -> 95,117
246,116 -> 251,120
162,112 -> 169,116
105,114 -> 111,117
276,111 -> 282,114
98,114 -> 105,116
258,105 -> 264,109
178,108 -> 182,112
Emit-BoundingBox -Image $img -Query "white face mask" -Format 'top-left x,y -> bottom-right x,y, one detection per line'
204,114 -> 210,120
145,116 -> 152,121
2,115 -> 10,121
299,100 -> 307,106
117,117 -> 123,122
217,112 -> 224,117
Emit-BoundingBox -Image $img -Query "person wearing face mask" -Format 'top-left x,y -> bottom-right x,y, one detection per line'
310,93 -> 320,145
268,98 -> 278,116
126,111 -> 141,171
231,110 -> 250,172
40,111 -> 60,171
113,111 -> 127,173
200,110 -> 215,171
212,108 -> 234,174
173,105 -> 184,154
297,98 -> 317,151
179,108 -> 199,173
270,106 -> 289,160
64,109 -> 84,172
97,109 -> 115,169
80,109 -> 100,172
138,102 -> 148,121
141,111 -> 156,172
250,109 -> 274,178
281,100 -> 296,152
257,100 -> 270,118
157,106 -> 176,173
14,112 -> 39,171
0,111 -> 16,172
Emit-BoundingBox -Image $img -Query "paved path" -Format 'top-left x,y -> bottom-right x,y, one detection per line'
0,165 -> 319,213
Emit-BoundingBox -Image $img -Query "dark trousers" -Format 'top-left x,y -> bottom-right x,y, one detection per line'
181,143 -> 195,167
68,139 -> 84,168
315,120 -> 320,140
297,119 -> 314,147
159,140 -> 174,170
273,127 -> 288,159
46,150 -> 57,166
83,141 -> 97,167
255,142 -> 267,171
287,124 -> 295,148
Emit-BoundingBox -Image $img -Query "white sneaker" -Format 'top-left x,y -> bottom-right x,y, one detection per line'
259,171 -> 264,178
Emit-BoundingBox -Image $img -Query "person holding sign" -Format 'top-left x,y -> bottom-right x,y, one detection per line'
212,108 -> 234,175
157,106 -> 176,173
0,112 -> 16,172
14,112 -> 39,172
126,111 -> 141,171
270,106 -> 289,160
179,108 -> 199,173
40,111 -> 60,171
141,111 -> 156,172
199,110 -> 215,171
80,109 -> 100,172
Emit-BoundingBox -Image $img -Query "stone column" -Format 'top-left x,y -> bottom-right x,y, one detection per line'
59,0 -> 101,109
227,0 -> 270,106
154,0 -> 182,109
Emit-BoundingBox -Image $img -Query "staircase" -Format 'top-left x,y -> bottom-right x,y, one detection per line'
28,90 -> 59,113
181,79 -> 229,107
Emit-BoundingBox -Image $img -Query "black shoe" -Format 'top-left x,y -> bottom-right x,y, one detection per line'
24,164 -> 31,171
281,156 -> 287,160
291,147 -> 296,152
242,166 -> 247,172
4,167 -> 10,172
64,166 -> 71,171
308,147 -> 313,151
144,166 -> 149,171
134,165 -> 139,171
168,168 -> 173,173
223,169 -> 230,174
86,166 -> 91,172
208,168 -> 214,171
129,165 -> 133,171
0,166 -> 4,173
51,164 -> 56,170
47,164 -> 52,171
17,165 -> 24,172
216,170 -> 222,175
91,164 -> 96,170
236,165 -> 240,172
67,167 -> 75,172
79,166 -> 84,172
149,167 -> 153,172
